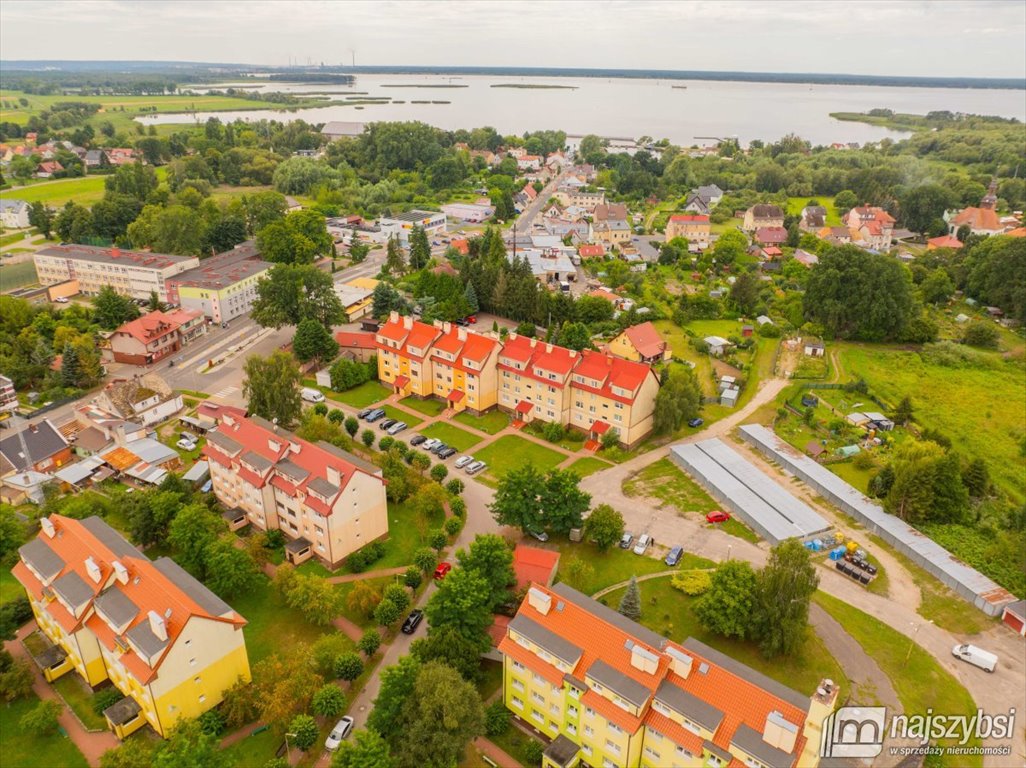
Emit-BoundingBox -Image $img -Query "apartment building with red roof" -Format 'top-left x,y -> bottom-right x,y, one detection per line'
427,322 -> 502,413
569,350 -> 660,447
375,312 -> 443,400
107,308 -> 206,365
12,514 -> 250,739
202,408 -> 387,568
665,214 -> 711,248
498,334 -> 581,428
499,582 -> 838,768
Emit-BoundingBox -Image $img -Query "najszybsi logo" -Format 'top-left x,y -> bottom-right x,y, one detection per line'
821,706 -> 886,758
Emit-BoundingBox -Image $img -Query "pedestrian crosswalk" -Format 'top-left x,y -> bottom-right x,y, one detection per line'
212,385 -> 239,400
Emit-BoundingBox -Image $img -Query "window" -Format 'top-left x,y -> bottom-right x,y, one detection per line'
512,659 -> 525,671
550,703 -> 560,715
585,706 -> 595,717
568,705 -> 578,718
566,722 -> 577,735
581,745 -> 593,757
603,759 -> 618,768
532,691 -> 545,704
609,721 -> 624,734
652,700 -> 671,717
198,694 -> 206,703
193,676 -> 201,684
531,710 -> 544,724
511,696 -> 523,710
606,740 -> 622,754
512,679 -> 524,692
584,725 -> 594,736
744,758 -> 765,768
189,658 -> 196,666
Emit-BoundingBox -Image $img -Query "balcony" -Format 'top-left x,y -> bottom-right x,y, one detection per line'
23,630 -> 71,682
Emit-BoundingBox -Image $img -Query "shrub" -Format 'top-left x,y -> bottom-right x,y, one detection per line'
430,463 -> 448,483
91,687 -> 123,717
361,429 -> 375,447
264,529 -> 286,549
852,451 -> 875,471
0,658 -> 34,702
334,652 -> 365,682
524,740 -> 545,766
379,436 -> 395,451
404,566 -> 423,589
671,569 -> 712,596
449,497 -> 466,518
289,714 -> 319,750
198,708 -> 227,736
382,583 -> 410,614
443,516 -> 463,537
328,408 -> 345,424
413,547 -> 437,573
373,599 -> 401,627
357,629 -> 382,657
484,701 -> 510,736
20,699 -> 62,736
312,684 -> 347,717
329,358 -> 373,391
445,478 -> 464,496
962,321 -> 1000,349
344,416 -> 359,436
0,596 -> 33,641
543,421 -> 566,443
347,541 -> 386,573
312,634 -> 351,679
600,427 -> 620,450
429,530 -> 448,553
312,402 -> 328,416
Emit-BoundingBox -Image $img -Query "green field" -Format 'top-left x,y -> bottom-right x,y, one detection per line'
0,692 -> 89,768
0,176 -> 109,206
0,259 -> 39,291
418,422 -> 481,452
837,343 -> 1026,503
304,379 -> 390,409
606,577 -> 849,704
564,456 -> 612,478
473,434 -> 568,480
453,408 -> 511,434
399,396 -> 446,417
786,196 -> 843,225
229,576 -> 334,664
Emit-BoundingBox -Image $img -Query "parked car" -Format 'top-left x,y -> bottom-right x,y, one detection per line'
410,434 -> 427,446
301,387 -> 325,404
528,529 -> 549,543
54,296 -> 69,304
619,532 -> 634,549
437,446 -> 457,459
688,417 -> 704,428
454,455 -> 474,469
176,438 -> 197,451
364,409 -> 386,422
433,562 -> 452,580
706,511 -> 731,524
401,609 -> 424,635
179,431 -> 197,443
632,534 -> 652,555
465,460 -> 486,475
421,438 -> 441,451
429,442 -> 449,455
665,546 -> 684,566
325,716 -> 354,751
465,315 -> 478,324
952,643 -> 997,672
455,318 -> 469,327
378,418 -> 397,431
387,421 -> 408,435
357,408 -> 372,419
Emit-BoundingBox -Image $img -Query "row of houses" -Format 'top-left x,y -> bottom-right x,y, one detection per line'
373,312 -> 661,447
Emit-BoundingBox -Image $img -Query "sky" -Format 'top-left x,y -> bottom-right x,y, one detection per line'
1,0 -> 1025,79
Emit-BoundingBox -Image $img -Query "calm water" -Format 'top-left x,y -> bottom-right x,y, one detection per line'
137,74 -> 1026,146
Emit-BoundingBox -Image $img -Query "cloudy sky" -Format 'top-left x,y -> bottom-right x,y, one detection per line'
2,0 -> 1024,79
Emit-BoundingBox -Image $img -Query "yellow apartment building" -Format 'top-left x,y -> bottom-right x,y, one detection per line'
375,313 -> 443,398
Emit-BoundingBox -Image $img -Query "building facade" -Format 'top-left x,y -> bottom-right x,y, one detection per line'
13,515 -> 250,739
165,243 -> 271,323
499,582 -> 837,768
742,205 -> 785,233
34,245 -> 199,302
665,215 -> 711,247
378,210 -> 446,244
0,374 -> 17,415
106,309 -> 206,365
202,410 -> 388,568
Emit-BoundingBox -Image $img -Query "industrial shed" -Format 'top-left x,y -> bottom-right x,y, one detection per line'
670,439 -> 830,545
740,424 -> 1018,617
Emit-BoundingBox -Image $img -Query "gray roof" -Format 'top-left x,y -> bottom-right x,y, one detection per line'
18,538 -> 65,581
79,517 -> 139,558
152,557 -> 233,618
683,638 -> 809,710
275,458 -> 310,482
103,696 -> 141,726
0,421 -> 68,472
696,184 -> 723,199
750,204 -> 784,218
586,658 -> 651,708
34,244 -> 195,269
307,476 -> 339,499
51,571 -> 95,611
241,450 -> 273,472
731,723 -> 796,766
1004,599 -> 1026,619
543,734 -> 580,767
205,429 -> 243,455
509,614 -> 583,666
316,441 -> 380,476
126,620 -> 168,659
182,460 -> 209,483
385,209 -> 443,223
0,199 -> 29,213
549,582 -> 668,653
703,740 -> 734,764
222,507 -> 247,523
655,680 -> 724,731
285,536 -> 312,554
321,121 -> 365,137
94,588 -> 140,628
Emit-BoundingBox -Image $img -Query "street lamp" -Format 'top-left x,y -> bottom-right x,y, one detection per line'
904,622 -> 921,666
284,732 -> 297,763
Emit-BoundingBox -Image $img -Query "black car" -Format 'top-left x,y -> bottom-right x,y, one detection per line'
409,434 -> 427,447
378,418 -> 397,431
364,409 -> 386,422
437,446 -> 457,459
688,417 -> 704,428
357,408 -> 372,419
401,609 -> 424,635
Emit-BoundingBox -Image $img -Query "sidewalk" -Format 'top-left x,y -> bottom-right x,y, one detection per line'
474,736 -> 524,767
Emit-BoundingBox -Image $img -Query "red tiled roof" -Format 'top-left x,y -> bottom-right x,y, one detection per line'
669,214 -> 710,223
512,545 -> 560,590
950,206 -> 1002,232
450,238 -> 470,255
375,315 -> 442,361
1006,227 -> 1026,237
590,420 -> 611,435
754,227 -> 788,244
394,375 -> 410,388
335,331 -> 376,350
488,614 -> 511,648
522,184 -> 538,200
622,321 -> 666,360
927,234 -> 963,249
578,244 -> 606,257
448,389 -> 465,403
113,309 -> 201,345
572,350 -> 652,404
515,400 -> 534,414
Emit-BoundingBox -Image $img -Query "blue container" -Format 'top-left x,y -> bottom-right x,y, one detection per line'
829,546 -> 846,561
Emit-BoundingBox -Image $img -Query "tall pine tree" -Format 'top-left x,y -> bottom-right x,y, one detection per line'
409,225 -> 430,271
464,281 -> 479,314
60,344 -> 82,388
618,576 -> 642,621
384,237 -> 406,276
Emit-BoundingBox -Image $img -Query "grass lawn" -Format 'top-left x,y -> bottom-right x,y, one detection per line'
454,409 -> 511,435
786,196 -> 842,225
52,674 -> 108,731
605,577 -> 849,704
418,422 -> 482,452
0,175 -> 109,207
380,404 -> 422,427
652,319 -> 718,397
0,692 -> 89,768
0,259 -> 39,291
230,576 -> 334,664
476,659 -> 504,701
489,723 -> 544,766
624,457 -> 717,512
399,396 -> 446,417
221,725 -> 282,767
552,539 -> 682,595
1,568 -> 24,605
564,456 -> 612,478
815,592 -> 980,766
336,575 -> 401,630
474,435 -> 568,480
333,380 -> 391,408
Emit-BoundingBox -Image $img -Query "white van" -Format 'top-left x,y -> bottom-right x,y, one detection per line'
301,387 -> 325,404
951,643 -> 997,672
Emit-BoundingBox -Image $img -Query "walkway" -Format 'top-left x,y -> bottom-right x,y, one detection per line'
474,736 -> 524,767
5,623 -> 119,768
325,566 -> 407,584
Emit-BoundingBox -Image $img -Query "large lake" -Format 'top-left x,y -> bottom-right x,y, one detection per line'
137,74 -> 1026,146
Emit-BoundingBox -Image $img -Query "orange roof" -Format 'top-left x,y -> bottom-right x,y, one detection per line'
578,244 -> 606,258
669,214 -> 710,223
950,206 -> 1002,232
429,325 -> 498,374
512,545 -> 560,590
1006,227 -> 1026,237
588,287 -> 619,302
572,350 -> 652,404
450,238 -> 470,255
113,309 -> 201,345
375,315 -> 442,360
927,234 -> 963,250
622,322 -> 666,359
100,446 -> 141,471
335,331 -> 376,350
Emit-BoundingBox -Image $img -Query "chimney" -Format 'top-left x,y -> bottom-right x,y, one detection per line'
433,319 -> 444,330
85,556 -> 102,583
147,610 -> 168,641
268,439 -> 281,453
527,587 -> 552,615
389,310 -> 399,323
402,315 -> 413,330
545,343 -> 553,353
326,466 -> 341,487
223,414 -> 236,427
665,646 -> 693,678
112,560 -> 129,585
457,327 -> 467,341
40,517 -> 56,538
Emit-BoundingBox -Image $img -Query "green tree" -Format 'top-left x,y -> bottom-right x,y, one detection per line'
617,576 -> 642,621
884,440 -> 968,524
413,547 -> 437,574
384,237 -> 406,275
424,567 -> 493,651
695,561 -> 758,640
463,281 -> 479,314
28,202 -> 55,239
490,188 -> 516,220
243,350 -> 303,428
555,321 -> 591,351
371,282 -> 406,317
408,225 -> 431,270
919,268 -> 954,305
899,184 -> 955,234
289,714 -> 319,750
429,463 -> 448,483
653,366 -> 702,434
203,537 -> 260,598
381,583 -> 411,614
152,720 -> 233,768
892,395 -> 914,426
393,662 -> 485,768
964,236 -> 1025,323
334,652 -> 365,682
727,272 -> 760,315
256,210 -> 331,264
484,701 -> 511,737
292,318 -> 339,363
251,263 -> 345,329
100,738 -> 154,768
455,534 -> 515,608
753,540 -> 819,658
489,463 -> 544,533
0,656 -> 34,702
20,699 -> 63,735
361,429 -> 375,447
368,655 -> 421,739
167,504 -> 222,578
374,599 -> 402,628
332,728 -> 396,768
357,629 -> 382,657
92,286 -> 140,330
712,229 -> 748,266
834,190 -> 857,211
541,468 -> 591,534
962,321 -> 999,348
411,624 -> 485,682
583,504 -> 625,550
962,458 -> 991,498
344,416 -> 359,437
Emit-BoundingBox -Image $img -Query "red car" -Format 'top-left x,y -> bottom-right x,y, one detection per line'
433,562 -> 452,580
706,511 -> 731,524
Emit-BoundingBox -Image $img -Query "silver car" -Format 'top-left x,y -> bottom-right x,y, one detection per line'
325,716 -> 354,751
421,438 -> 441,451
387,421 -> 408,435
454,455 -> 474,469
465,460 -> 487,475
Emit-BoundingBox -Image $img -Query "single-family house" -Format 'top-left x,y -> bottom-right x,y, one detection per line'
863,412 -> 894,431
742,204 -> 784,232
95,374 -> 184,427
665,214 -> 711,247
334,331 -> 377,362
754,226 -> 788,246
927,234 -> 963,251
793,249 -> 819,267
0,199 -> 31,229
84,149 -> 110,169
799,206 -> 827,231
590,219 -> 631,246
803,340 -> 825,357
36,161 -> 63,178
816,226 -> 851,244
0,421 -> 72,476
608,322 -> 670,364
0,470 -> 53,505
106,309 -> 206,365
578,244 -> 606,259
704,336 -> 734,356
